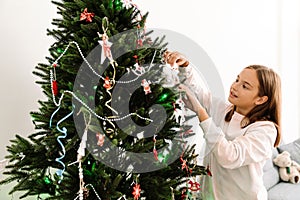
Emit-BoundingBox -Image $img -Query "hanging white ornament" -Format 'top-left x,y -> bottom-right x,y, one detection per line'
98,32 -> 113,64
172,95 -> 186,125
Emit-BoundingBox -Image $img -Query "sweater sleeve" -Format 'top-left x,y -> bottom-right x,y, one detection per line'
178,65 -> 213,114
200,118 -> 277,169
178,65 -> 229,126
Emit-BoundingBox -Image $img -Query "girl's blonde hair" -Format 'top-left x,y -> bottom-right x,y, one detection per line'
225,65 -> 282,147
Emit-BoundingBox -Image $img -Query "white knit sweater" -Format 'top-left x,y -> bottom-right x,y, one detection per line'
179,66 -> 276,200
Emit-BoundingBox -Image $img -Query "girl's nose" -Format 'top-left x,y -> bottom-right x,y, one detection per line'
231,82 -> 238,91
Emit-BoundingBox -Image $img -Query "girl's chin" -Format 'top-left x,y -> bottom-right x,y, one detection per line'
228,96 -> 237,105
228,96 -> 234,103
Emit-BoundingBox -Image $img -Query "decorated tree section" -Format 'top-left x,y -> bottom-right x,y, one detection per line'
0,0 -> 207,199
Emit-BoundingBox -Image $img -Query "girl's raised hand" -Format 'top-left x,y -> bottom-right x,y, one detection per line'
163,50 -> 189,67
179,84 -> 209,122
178,84 -> 201,113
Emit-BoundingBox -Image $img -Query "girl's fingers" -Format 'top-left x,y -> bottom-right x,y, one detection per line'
163,51 -> 189,67
178,84 -> 187,92
163,50 -> 172,62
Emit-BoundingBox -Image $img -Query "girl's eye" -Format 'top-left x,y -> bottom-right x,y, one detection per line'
242,84 -> 248,89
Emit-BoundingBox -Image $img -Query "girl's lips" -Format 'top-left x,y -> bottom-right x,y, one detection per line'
230,91 -> 238,98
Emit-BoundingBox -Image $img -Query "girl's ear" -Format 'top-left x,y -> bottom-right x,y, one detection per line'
255,96 -> 268,105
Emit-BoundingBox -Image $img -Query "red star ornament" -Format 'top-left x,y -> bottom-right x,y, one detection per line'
180,156 -> 188,171
132,183 -> 141,200
80,8 -> 95,23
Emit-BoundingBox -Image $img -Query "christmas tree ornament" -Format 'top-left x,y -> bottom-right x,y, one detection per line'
141,79 -> 151,94
153,135 -> 158,160
122,50 -> 157,83
136,38 -> 143,48
172,95 -> 185,125
136,36 -> 143,49
130,55 -> 145,76
133,55 -> 138,62
131,63 -> 145,76
206,165 -> 212,177
153,148 -> 158,161
96,132 -> 105,146
98,32 -> 113,64
188,179 -> 201,192
80,8 -> 95,23
180,156 -> 189,172
136,25 -> 144,48
52,80 -> 58,96
77,113 -> 90,159
103,76 -> 112,89
132,183 -> 141,200
98,17 -> 114,64
50,65 -> 58,96
53,108 -> 74,183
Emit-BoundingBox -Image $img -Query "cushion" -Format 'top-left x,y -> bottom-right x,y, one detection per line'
278,138 -> 300,164
263,148 -> 280,190
268,182 -> 300,200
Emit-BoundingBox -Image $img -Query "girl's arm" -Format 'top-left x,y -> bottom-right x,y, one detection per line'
178,65 -> 212,111
200,118 -> 277,169
164,51 -> 213,113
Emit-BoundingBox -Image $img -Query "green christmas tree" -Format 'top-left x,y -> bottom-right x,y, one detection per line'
0,0 -> 207,199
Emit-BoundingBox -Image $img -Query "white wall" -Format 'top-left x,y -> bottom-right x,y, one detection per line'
278,0 -> 300,143
139,0 -> 280,90
138,0 -> 300,143
0,0 -> 299,199
0,1 -> 56,199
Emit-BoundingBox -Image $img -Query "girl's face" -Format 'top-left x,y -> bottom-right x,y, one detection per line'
228,68 -> 267,115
